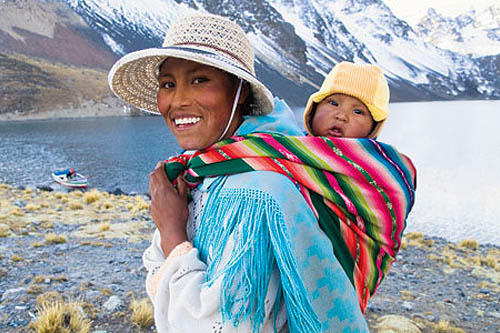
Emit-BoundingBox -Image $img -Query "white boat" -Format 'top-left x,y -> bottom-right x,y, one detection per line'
51,168 -> 88,189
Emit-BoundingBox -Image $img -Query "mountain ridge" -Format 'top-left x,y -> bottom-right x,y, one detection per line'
1,0 -> 498,118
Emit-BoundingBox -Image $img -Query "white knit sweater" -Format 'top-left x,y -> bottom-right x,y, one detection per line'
142,188 -> 289,332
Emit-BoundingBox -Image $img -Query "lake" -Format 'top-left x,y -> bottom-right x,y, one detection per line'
1,100 -> 499,245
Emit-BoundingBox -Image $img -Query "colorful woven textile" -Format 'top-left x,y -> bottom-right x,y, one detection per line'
164,132 -> 416,312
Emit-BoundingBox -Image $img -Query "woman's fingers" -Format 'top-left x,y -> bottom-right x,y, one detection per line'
176,175 -> 187,198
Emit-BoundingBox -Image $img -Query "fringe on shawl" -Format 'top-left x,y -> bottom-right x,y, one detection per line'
193,184 -> 321,333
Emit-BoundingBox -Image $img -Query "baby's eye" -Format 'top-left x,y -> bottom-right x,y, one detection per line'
329,100 -> 339,106
193,77 -> 208,84
353,109 -> 365,115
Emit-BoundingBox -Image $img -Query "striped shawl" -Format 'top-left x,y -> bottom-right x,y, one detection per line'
164,132 -> 416,312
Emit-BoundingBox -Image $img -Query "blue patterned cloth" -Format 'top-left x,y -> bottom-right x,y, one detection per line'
193,98 -> 369,332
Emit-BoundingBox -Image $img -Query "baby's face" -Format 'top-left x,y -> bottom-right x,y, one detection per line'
311,94 -> 374,138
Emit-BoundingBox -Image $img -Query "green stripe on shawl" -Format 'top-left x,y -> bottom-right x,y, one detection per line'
164,133 -> 416,314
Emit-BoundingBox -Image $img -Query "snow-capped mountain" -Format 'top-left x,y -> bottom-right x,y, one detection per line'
60,0 -> 499,105
1,0 -> 498,111
416,6 -> 500,57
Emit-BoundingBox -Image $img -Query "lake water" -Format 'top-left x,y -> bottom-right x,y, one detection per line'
1,100 -> 499,245
0,116 -> 180,194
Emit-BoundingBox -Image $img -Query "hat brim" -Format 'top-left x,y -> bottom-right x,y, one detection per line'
108,46 -> 274,115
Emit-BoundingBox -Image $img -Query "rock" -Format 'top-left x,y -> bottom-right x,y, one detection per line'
402,301 -> 413,311
1,287 -> 26,302
111,188 -> 126,196
36,185 -> 53,192
50,266 -> 65,274
374,315 -> 421,333
13,200 -> 25,208
103,295 -> 122,312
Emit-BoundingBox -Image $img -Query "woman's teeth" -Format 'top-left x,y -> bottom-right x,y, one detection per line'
175,117 -> 201,125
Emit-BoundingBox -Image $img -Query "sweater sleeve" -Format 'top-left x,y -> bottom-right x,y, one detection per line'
142,210 -> 288,332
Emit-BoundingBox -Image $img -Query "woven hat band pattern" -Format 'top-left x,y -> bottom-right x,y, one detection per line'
162,15 -> 254,74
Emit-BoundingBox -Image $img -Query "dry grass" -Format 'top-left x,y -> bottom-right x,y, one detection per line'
36,291 -> 63,306
99,222 -> 110,232
71,191 -> 83,198
84,190 -> 101,204
137,201 -> 149,210
79,241 -> 113,247
458,239 -> 479,251
433,320 -> 466,333
26,284 -> 44,294
399,290 -> 416,301
102,202 -> 113,209
25,203 -> 40,211
30,300 -> 91,333
129,298 -> 154,328
40,220 -> 54,229
31,242 -> 45,248
11,207 -> 24,216
100,287 -> 113,296
11,254 -> 24,262
45,233 -> 67,244
0,223 -> 10,237
403,232 -> 434,248
34,275 -> 47,283
404,232 -> 424,240
68,201 -> 84,210
481,255 -> 499,271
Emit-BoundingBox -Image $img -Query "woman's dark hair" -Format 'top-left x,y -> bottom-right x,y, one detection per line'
229,74 -> 254,116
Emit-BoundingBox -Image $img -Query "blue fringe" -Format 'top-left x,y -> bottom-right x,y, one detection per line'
194,183 -> 322,332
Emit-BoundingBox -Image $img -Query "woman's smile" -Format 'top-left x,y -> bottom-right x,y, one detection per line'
156,57 -> 244,150
173,116 -> 202,127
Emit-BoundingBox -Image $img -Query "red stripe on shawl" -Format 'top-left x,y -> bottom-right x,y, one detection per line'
244,158 -> 290,176
260,135 -> 302,163
332,139 -> 405,253
197,149 -> 230,163
300,139 -> 392,234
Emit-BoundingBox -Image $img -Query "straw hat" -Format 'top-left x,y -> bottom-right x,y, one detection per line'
108,14 -> 273,115
303,61 -> 390,138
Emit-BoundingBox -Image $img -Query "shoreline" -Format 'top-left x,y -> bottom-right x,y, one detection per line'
0,97 -> 146,122
0,183 -> 499,332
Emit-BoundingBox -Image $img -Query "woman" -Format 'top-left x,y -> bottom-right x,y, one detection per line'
108,14 -> 369,332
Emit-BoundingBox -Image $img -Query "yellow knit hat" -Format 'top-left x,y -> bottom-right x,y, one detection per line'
303,61 -> 390,138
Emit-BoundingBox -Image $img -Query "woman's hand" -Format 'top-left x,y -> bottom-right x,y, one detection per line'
149,161 -> 189,257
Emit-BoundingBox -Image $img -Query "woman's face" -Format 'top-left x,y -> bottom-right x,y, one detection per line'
157,57 -> 243,150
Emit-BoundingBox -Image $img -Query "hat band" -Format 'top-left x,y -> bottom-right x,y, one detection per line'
160,43 -> 252,74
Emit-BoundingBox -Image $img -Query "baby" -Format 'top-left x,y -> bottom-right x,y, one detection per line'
303,61 -> 390,139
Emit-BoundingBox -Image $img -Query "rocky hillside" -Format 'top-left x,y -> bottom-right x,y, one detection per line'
0,0 -> 132,119
1,0 -> 499,120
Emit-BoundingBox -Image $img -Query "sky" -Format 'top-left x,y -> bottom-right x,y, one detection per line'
383,0 -> 495,26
